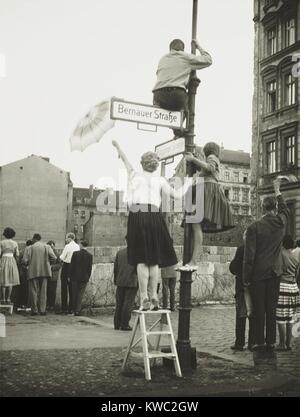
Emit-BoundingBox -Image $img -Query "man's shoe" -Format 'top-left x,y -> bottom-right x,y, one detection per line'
120,326 -> 132,331
31,312 -> 38,316
231,345 -> 244,352
40,312 -> 46,316
266,344 -> 275,352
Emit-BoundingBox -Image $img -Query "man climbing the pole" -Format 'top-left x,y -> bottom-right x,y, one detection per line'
152,38 -> 212,136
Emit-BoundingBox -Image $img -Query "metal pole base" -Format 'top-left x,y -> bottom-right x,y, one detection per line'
176,344 -> 197,370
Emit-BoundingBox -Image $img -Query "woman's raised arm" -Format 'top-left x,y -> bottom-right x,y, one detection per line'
112,140 -> 134,175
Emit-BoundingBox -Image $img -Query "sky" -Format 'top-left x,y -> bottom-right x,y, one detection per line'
0,0 -> 254,188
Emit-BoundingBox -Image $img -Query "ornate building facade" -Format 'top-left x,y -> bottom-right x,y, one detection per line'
252,0 -> 300,239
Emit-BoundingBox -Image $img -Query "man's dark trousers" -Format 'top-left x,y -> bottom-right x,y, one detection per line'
114,287 -> 137,329
61,263 -> 73,313
251,275 -> 280,347
71,281 -> 87,314
235,316 -> 255,349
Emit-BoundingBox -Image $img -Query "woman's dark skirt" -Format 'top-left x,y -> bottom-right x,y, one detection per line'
127,204 -> 178,268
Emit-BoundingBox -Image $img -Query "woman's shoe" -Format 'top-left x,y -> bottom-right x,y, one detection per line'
139,298 -> 150,311
150,299 -> 160,311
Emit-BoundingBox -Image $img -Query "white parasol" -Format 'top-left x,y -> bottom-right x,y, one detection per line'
70,98 -> 115,152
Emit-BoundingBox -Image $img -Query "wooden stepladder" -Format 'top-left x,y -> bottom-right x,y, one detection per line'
122,309 -> 182,381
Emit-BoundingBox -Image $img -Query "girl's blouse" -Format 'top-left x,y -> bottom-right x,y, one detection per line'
280,248 -> 299,283
195,153 -> 220,182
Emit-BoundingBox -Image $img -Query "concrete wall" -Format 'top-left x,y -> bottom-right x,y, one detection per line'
0,155 -> 72,247
53,245 -> 237,308
84,212 -> 128,247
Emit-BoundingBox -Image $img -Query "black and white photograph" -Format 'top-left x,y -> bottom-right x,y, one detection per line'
0,0 -> 300,400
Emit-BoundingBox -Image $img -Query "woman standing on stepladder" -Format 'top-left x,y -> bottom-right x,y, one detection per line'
112,140 -> 189,311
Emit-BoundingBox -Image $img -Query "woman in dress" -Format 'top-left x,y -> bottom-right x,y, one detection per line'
112,140 -> 189,311
276,235 -> 300,351
184,142 -> 235,266
0,227 -> 20,304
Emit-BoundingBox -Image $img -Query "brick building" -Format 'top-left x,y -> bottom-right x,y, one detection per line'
0,155 -> 73,246
72,186 -> 125,242
72,186 -> 103,241
252,0 -> 300,239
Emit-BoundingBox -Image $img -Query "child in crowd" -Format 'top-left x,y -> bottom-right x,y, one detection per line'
184,142 -> 235,266
276,235 -> 300,351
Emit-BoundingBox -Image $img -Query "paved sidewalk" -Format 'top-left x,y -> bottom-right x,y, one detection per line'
1,306 -> 299,396
89,305 -> 300,379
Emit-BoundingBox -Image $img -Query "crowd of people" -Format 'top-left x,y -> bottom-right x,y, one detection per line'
0,231 -> 93,316
1,38 -> 299,356
230,179 -> 300,355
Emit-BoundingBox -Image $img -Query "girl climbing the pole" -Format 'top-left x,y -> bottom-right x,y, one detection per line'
184,141 -> 235,267
112,140 -> 189,311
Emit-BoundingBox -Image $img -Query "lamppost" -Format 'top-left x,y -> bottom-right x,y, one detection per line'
176,0 -> 200,370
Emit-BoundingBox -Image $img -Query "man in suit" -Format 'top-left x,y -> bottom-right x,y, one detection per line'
243,178 -> 289,354
69,241 -> 93,316
23,234 -> 56,316
229,234 -> 254,351
114,241 -> 138,331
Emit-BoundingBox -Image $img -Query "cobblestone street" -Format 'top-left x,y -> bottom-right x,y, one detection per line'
1,305 -> 299,397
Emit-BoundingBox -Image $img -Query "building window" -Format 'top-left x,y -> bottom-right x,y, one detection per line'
233,206 -> 239,215
242,189 -> 249,203
266,140 -> 276,173
233,188 -> 239,202
80,225 -> 84,234
242,206 -> 249,216
224,189 -> 230,200
284,73 -> 296,106
224,171 -> 230,181
233,172 -> 239,183
284,18 -> 296,48
267,27 -> 277,56
266,80 -> 277,113
74,210 -> 79,216
283,135 -> 296,168
74,224 -> 78,233
243,173 -> 248,184
81,210 -> 86,219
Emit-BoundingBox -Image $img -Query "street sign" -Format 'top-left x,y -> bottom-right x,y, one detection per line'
164,157 -> 175,165
155,137 -> 185,160
111,98 -> 183,129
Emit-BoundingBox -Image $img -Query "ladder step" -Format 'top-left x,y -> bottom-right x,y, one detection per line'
148,351 -> 176,359
146,331 -> 171,336
131,351 -> 175,359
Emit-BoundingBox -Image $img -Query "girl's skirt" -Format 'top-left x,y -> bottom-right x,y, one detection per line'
276,281 -> 300,323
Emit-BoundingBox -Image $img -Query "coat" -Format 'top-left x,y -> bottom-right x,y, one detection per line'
243,195 -> 289,285
23,241 -> 57,280
69,249 -> 93,283
113,248 -> 138,288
